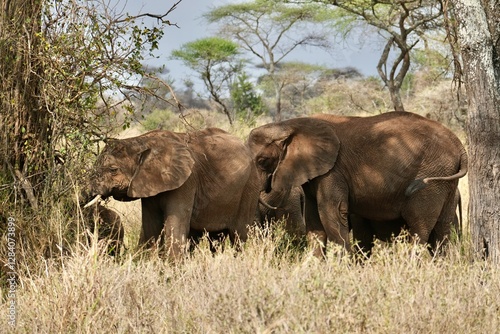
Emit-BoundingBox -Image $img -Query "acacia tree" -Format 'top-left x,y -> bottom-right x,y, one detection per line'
0,0 -> 179,209
205,0 -> 332,121
308,0 -> 445,111
451,0 -> 500,262
171,37 -> 243,125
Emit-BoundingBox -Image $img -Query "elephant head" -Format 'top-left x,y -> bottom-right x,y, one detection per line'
247,118 -> 340,193
86,131 -> 195,203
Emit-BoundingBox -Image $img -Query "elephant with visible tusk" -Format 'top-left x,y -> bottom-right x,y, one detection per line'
83,128 -> 260,260
247,112 -> 467,257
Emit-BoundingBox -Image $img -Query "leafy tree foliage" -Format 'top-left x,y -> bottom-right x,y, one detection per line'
258,62 -> 328,115
0,0 -> 179,208
205,0 -> 333,120
302,0 -> 446,111
231,73 -> 266,123
171,37 -> 243,124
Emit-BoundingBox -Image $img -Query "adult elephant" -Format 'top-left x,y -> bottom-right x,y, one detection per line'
258,187 -> 305,238
84,128 -> 260,260
247,112 -> 467,257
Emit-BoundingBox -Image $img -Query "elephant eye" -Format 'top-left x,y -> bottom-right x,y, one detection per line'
257,157 -> 271,171
108,167 -> 119,175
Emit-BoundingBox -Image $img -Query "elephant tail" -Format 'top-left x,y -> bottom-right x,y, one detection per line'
455,190 -> 463,238
405,151 -> 468,197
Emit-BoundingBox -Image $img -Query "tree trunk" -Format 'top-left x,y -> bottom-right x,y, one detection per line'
388,84 -> 405,112
1,0 -> 48,207
376,36 -> 410,112
452,0 -> 500,262
274,84 -> 282,122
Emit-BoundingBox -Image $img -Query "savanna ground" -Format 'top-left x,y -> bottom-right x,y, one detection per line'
1,77 -> 499,333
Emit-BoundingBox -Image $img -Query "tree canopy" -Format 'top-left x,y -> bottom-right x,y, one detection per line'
310,0 -> 446,111
205,0 -> 334,120
171,37 -> 243,124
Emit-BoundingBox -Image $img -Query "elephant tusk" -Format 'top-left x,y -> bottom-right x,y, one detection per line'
259,198 -> 278,210
83,194 -> 102,208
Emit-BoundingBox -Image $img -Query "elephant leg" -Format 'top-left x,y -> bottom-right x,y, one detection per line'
227,227 -> 247,251
316,179 -> 351,251
401,190 -> 445,245
403,219 -> 433,245
429,186 -> 458,252
350,214 -> 375,256
317,200 -> 351,251
140,198 -> 164,247
139,186 -> 195,261
160,188 -> 195,261
303,193 -> 327,258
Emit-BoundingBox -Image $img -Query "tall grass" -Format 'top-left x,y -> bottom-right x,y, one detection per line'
0,102 -> 474,333
0,130 -> 481,333
1,222 -> 499,333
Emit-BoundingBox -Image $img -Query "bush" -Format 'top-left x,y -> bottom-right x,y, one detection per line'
141,109 -> 179,131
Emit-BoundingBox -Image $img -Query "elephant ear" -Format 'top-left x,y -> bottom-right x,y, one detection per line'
272,118 -> 340,191
127,134 -> 194,198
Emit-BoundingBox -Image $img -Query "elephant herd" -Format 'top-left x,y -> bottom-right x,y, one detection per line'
82,111 -> 467,260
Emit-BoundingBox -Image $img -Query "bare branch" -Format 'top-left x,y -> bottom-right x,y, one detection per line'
116,0 -> 182,28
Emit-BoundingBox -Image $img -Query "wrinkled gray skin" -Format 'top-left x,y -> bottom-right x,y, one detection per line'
85,203 -> 124,256
258,187 -> 305,238
248,112 -> 467,257
350,188 -> 462,256
85,128 -> 260,260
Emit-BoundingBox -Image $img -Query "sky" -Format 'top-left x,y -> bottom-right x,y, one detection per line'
122,0 -> 384,88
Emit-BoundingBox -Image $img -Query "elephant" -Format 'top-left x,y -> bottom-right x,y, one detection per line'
258,187 -> 305,238
187,188 -> 305,253
84,203 -> 124,256
350,188 -> 463,256
247,112 -> 467,257
84,128 -> 260,260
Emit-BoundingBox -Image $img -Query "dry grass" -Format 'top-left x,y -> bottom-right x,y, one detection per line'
1,222 -> 499,333
1,78 -> 479,333
0,157 -> 486,333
